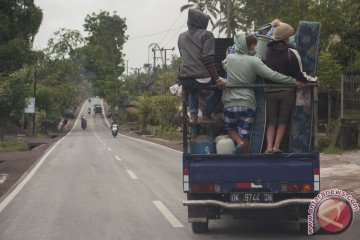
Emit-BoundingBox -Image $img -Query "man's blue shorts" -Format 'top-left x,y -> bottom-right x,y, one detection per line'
223,106 -> 255,140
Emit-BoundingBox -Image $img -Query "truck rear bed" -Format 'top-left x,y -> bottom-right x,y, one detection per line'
184,153 -> 319,194
181,112 -> 320,234
183,152 -> 320,232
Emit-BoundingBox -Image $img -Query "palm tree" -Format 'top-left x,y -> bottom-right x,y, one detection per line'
180,0 -> 220,29
180,0 -> 248,38
215,0 -> 247,37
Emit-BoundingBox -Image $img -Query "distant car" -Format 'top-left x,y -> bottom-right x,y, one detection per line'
63,108 -> 75,118
94,106 -> 102,114
93,103 -> 101,111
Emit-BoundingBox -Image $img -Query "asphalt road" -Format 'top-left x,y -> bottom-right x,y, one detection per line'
0,99 -> 359,240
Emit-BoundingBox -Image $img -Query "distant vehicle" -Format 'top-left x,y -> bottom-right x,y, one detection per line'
63,108 -> 75,119
80,116 -> 87,129
87,108 -> 91,114
111,124 -> 118,138
94,106 -> 102,114
88,98 -> 91,103
93,103 -> 100,111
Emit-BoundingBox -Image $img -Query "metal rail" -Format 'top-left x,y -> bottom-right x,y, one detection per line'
183,198 -> 312,209
225,83 -> 318,88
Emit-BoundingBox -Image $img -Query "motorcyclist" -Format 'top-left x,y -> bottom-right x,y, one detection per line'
87,107 -> 91,114
111,120 -> 119,132
81,115 -> 87,128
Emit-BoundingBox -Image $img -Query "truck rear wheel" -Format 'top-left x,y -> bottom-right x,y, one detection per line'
299,222 -> 309,235
191,221 -> 209,233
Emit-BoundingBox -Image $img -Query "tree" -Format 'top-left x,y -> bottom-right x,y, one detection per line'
325,0 -> 360,71
0,0 -> 42,134
0,0 -> 42,75
215,0 -> 246,37
317,51 -> 342,91
0,67 -> 32,137
180,0 -> 219,29
82,11 -> 127,108
153,70 -> 176,95
46,28 -> 84,60
238,0 -> 314,31
31,29 -> 91,134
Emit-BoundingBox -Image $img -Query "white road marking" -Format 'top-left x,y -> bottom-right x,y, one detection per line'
92,130 -> 101,141
153,201 -> 184,228
115,155 -> 122,161
103,116 -> 182,154
107,147 -> 112,152
0,174 -> 8,184
0,102 -> 91,213
126,170 -> 138,179
0,133 -> 65,213
121,135 -> 182,154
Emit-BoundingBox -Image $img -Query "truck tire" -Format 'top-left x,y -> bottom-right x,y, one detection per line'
191,221 -> 209,233
299,222 -> 309,235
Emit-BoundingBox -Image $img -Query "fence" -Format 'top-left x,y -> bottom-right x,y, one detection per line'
341,74 -> 360,120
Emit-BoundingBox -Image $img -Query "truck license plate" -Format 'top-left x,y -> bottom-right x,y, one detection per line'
230,192 -> 273,203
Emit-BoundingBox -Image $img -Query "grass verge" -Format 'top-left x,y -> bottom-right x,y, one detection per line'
0,141 -> 29,152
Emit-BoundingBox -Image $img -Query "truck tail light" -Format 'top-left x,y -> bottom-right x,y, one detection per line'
183,168 -> 189,191
282,183 -> 312,192
236,182 -> 263,189
313,167 -> 320,191
302,184 -> 312,192
191,183 -> 220,193
236,182 -> 251,188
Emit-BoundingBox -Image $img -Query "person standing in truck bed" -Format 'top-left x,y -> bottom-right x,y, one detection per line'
222,33 -> 304,154
177,9 -> 225,124
263,23 -> 317,154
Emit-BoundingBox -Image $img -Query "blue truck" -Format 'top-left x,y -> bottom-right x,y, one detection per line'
181,38 -> 320,234
182,144 -> 319,233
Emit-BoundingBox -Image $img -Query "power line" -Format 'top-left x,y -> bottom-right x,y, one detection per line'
128,26 -> 186,41
164,23 -> 186,48
158,12 -> 184,45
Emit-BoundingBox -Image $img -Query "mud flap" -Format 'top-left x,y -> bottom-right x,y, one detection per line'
188,205 -> 208,223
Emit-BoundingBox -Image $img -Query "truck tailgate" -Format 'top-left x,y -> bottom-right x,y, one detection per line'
186,153 -> 318,183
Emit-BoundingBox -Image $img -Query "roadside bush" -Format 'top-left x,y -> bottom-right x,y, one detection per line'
125,107 -> 140,122
0,141 -> 29,152
123,95 -> 181,136
145,95 -> 180,130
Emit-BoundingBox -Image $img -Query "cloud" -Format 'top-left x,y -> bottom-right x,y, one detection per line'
34,0 -> 189,70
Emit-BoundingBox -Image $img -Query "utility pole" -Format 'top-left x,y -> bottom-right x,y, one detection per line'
161,47 -> 175,69
226,0 -> 231,38
136,68 -> 141,95
125,59 -> 129,78
33,68 -> 36,136
131,67 -> 142,95
148,43 -> 163,73
152,48 -> 156,69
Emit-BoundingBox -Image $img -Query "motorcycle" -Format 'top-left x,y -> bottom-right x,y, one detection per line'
87,107 -> 91,114
81,117 -> 87,130
111,124 -> 118,138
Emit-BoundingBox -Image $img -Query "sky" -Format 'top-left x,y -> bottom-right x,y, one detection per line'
33,0 -> 191,73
